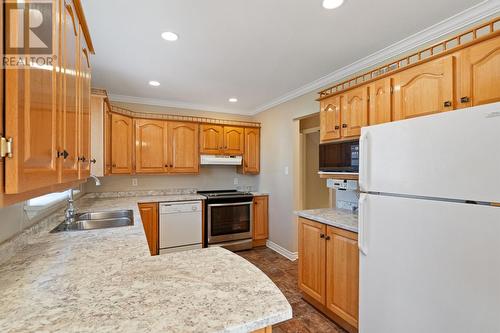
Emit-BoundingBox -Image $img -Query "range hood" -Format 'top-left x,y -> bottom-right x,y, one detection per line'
200,155 -> 242,166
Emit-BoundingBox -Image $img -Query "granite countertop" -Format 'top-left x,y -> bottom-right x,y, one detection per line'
0,194 -> 292,333
295,208 -> 358,233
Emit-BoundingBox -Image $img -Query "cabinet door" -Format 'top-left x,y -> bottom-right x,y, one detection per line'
320,95 -> 341,142
78,45 -> 91,179
111,114 -> 133,174
90,96 -> 104,177
368,78 -> 392,125
341,86 -> 368,138
298,217 -> 326,304
138,202 -> 159,256
60,1 -> 80,183
326,226 -> 359,329
200,124 -> 223,154
135,119 -> 167,173
104,109 -> 112,175
253,196 -> 268,241
243,128 -> 260,174
4,1 -> 59,193
167,122 -> 199,174
223,126 -> 244,155
393,56 -> 455,120
459,36 -> 500,108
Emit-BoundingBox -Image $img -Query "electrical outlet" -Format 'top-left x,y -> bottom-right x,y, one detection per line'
284,166 -> 289,175
233,178 -> 239,185
132,178 -> 138,186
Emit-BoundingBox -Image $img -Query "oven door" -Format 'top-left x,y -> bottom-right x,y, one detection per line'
207,202 -> 253,244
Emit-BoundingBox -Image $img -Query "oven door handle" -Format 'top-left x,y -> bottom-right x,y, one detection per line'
207,202 -> 253,208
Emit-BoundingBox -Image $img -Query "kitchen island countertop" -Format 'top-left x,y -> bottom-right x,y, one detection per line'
0,195 -> 292,333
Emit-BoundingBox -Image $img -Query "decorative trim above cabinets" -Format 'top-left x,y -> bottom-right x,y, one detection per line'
110,105 -> 261,128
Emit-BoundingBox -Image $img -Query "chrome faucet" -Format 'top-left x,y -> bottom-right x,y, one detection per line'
64,176 -> 101,224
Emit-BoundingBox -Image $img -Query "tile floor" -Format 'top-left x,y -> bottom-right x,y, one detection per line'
238,247 -> 347,333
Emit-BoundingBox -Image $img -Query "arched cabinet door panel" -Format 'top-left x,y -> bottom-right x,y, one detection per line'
168,122 -> 199,174
223,126 -> 244,155
320,95 -> 341,142
200,125 -> 223,155
111,114 -> 133,174
135,119 -> 167,174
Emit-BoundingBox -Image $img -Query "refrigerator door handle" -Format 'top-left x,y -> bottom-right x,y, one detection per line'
359,131 -> 369,192
358,193 -> 368,256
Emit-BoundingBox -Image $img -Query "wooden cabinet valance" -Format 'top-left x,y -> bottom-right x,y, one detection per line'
319,20 -> 500,143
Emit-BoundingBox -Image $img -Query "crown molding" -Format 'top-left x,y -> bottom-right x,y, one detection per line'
108,93 -> 255,116
253,0 -> 500,114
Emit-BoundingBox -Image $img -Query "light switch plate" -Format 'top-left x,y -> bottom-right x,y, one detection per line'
132,178 -> 138,186
233,178 -> 239,185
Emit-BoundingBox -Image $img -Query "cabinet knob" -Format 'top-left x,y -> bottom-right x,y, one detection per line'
443,101 -> 452,107
325,235 -> 331,241
165,164 -> 169,168
342,124 -> 348,128
57,150 -> 69,159
90,158 -> 97,164
112,164 -> 116,168
460,96 -> 470,103
170,164 -> 173,168
320,233 -> 325,239
334,125 -> 340,130
78,156 -> 86,162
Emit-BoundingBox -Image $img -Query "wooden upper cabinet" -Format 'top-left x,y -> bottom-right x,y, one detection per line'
78,40 -> 91,180
111,114 -> 133,174
241,128 -> 260,174
4,1 -> 60,194
341,86 -> 368,138
253,195 -> 268,242
459,36 -> 500,108
60,1 -> 80,183
320,95 -> 341,142
135,119 -> 167,174
393,56 -> 455,121
326,226 -> 359,329
368,78 -> 392,125
167,122 -> 199,174
223,127 -> 244,155
298,217 -> 326,304
200,125 -> 223,154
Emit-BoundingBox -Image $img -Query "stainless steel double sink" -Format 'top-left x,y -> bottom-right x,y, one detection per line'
51,210 -> 134,233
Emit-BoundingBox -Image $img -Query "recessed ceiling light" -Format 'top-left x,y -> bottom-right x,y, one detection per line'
161,31 -> 179,42
322,0 -> 344,9
149,80 -> 160,87
228,98 -> 238,103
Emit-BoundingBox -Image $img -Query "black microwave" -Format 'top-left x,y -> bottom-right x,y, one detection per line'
319,140 -> 359,172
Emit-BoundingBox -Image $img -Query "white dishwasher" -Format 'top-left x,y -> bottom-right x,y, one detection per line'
159,201 -> 202,254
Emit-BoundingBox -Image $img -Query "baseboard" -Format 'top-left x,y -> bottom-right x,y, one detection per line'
266,240 -> 298,261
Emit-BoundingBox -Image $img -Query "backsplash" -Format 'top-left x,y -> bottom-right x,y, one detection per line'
336,190 -> 359,211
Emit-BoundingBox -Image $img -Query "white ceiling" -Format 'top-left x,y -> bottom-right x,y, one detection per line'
81,0 -> 489,115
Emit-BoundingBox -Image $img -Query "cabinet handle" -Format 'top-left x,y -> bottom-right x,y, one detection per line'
170,164 -> 173,168
90,158 -> 97,164
334,125 -> 340,130
342,124 -> 348,128
165,164 -> 169,168
320,233 -> 325,239
460,96 -> 470,103
78,156 -> 86,162
112,164 -> 116,168
57,150 -> 69,159
443,101 -> 452,107
325,236 -> 331,241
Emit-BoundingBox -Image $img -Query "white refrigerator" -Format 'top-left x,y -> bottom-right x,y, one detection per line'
358,102 -> 500,333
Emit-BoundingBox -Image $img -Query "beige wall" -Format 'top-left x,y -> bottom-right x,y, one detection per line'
304,131 -> 330,209
254,91 -> 318,253
85,167 -> 259,193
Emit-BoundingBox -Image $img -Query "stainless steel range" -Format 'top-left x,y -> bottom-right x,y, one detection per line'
198,190 -> 254,251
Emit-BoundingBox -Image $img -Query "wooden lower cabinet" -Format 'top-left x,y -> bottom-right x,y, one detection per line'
138,202 -> 159,256
251,326 -> 272,333
298,217 -> 359,332
252,195 -> 269,247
